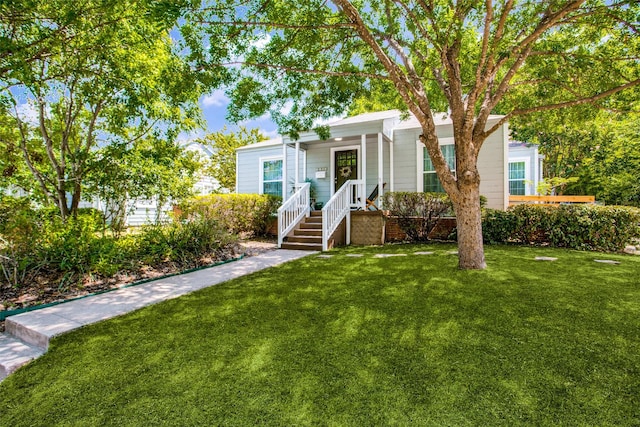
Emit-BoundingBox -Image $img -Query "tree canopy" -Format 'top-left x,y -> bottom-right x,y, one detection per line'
198,127 -> 268,192
183,0 -> 639,269
0,0 -> 205,220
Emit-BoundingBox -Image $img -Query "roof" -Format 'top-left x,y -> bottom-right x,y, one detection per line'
393,112 -> 506,130
235,137 -> 283,151
326,110 -> 403,126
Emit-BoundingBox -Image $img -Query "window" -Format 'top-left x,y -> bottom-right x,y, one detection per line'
508,161 -> 526,195
423,145 -> 455,193
260,157 -> 283,197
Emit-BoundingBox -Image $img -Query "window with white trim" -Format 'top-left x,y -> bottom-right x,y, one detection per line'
260,157 -> 283,197
423,145 -> 456,193
508,161 -> 526,195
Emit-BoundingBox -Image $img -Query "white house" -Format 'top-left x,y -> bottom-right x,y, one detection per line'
235,110 -> 543,250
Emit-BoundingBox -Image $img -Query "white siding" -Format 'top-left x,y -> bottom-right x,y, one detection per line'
236,145 -> 283,194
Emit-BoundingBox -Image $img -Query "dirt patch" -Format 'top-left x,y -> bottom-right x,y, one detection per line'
0,239 -> 277,332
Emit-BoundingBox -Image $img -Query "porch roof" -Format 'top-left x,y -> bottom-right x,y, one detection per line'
283,111 -> 401,145
235,137 -> 283,151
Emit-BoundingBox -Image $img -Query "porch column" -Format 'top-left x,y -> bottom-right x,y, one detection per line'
378,132 -> 384,208
361,134 -> 367,210
294,141 -> 300,188
282,143 -> 287,200
390,139 -> 395,192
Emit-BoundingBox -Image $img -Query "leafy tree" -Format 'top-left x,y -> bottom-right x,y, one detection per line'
0,0 -> 203,220
198,127 -> 267,192
84,137 -> 203,233
513,108 -> 640,206
184,0 -> 639,269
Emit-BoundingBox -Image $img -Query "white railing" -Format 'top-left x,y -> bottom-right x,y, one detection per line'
277,182 -> 311,247
321,180 -> 364,251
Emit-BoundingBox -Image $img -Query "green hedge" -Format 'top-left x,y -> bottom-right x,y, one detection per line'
483,204 -> 640,251
0,196 -> 237,289
178,193 -> 281,236
382,192 -> 453,241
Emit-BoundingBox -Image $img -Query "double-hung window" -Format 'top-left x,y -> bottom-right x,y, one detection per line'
508,161 -> 526,195
260,157 -> 283,197
423,144 -> 456,193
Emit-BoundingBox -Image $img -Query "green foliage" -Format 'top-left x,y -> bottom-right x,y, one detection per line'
179,193 -> 281,237
136,218 -> 236,266
483,204 -> 640,251
84,136 -> 203,232
0,201 -> 237,289
536,177 -> 580,196
512,109 -> 640,206
382,192 -> 452,241
1,0 -> 205,219
198,127 -> 267,192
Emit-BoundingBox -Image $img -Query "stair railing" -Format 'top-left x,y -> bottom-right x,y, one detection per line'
277,182 -> 311,248
321,180 -> 363,251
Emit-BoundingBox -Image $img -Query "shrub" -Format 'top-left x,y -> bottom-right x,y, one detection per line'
136,217 -> 236,266
178,194 -> 281,236
483,204 -> 640,251
1,199 -> 237,289
382,192 -> 453,241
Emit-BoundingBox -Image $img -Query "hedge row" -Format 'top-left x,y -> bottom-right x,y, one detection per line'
0,196 -> 237,289
177,193 -> 280,236
483,204 -> 640,251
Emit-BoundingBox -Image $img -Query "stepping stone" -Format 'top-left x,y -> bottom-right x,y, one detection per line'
374,253 -> 407,258
594,259 -> 621,265
414,251 -> 434,255
317,254 -> 333,258
535,257 -> 558,261
345,254 -> 364,257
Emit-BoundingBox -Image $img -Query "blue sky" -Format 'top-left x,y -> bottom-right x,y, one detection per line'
197,89 -> 280,140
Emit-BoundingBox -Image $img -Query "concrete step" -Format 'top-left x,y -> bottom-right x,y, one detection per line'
281,242 -> 322,251
0,333 -> 44,381
286,235 -> 322,244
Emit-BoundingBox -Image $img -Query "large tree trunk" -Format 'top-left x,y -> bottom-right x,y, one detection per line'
452,182 -> 486,270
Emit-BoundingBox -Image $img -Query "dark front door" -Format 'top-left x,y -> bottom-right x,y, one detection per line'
334,149 -> 358,192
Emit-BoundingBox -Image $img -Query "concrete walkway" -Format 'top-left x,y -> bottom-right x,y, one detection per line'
0,249 -> 312,381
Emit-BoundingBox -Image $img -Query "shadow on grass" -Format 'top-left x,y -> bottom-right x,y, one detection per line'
1,244 -> 639,426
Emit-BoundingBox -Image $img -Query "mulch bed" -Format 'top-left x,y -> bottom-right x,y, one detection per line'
0,239 -> 276,332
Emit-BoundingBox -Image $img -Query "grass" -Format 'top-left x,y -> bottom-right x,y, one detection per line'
1,244 -> 639,426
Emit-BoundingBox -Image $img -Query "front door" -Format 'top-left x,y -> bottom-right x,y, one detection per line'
334,149 -> 358,192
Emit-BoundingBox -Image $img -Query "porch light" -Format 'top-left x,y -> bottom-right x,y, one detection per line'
334,137 -> 343,141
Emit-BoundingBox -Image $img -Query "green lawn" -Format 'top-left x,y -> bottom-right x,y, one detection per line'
1,244 -> 639,426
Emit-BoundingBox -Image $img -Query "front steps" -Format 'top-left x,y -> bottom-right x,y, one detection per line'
281,211 -> 325,251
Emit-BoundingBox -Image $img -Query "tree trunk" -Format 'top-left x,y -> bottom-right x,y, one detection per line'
452,182 -> 486,270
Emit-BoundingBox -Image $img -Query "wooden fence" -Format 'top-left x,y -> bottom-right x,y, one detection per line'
509,195 -> 595,207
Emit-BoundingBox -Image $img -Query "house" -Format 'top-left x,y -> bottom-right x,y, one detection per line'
235,110 -> 542,250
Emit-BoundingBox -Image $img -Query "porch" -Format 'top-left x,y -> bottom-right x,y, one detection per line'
278,129 -> 394,251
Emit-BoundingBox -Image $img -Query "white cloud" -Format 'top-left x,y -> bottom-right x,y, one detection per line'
259,128 -> 280,139
251,33 -> 271,50
176,129 -> 206,146
202,89 -> 229,108
14,101 -> 40,126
